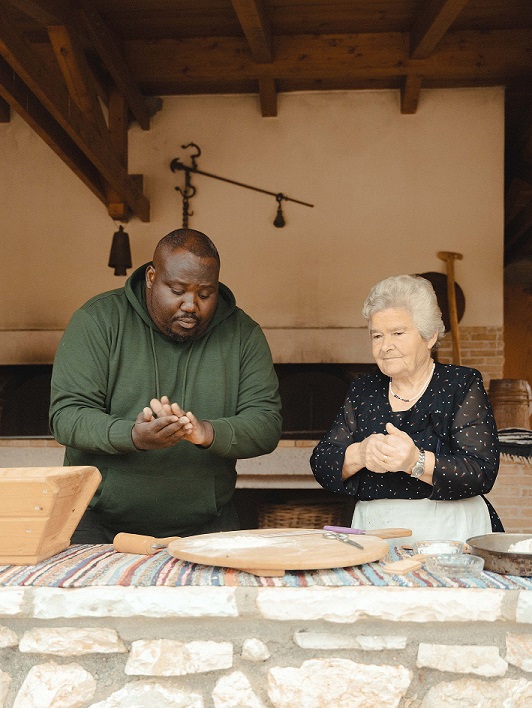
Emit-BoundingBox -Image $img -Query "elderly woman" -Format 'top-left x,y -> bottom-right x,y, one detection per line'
310,274 -> 502,543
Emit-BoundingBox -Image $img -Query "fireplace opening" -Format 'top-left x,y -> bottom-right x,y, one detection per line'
275,363 -> 378,439
0,363 -> 378,439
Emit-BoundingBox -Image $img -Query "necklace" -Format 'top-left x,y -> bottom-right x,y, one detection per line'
389,363 -> 435,402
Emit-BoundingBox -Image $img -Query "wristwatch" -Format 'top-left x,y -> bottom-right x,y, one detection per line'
410,449 -> 425,479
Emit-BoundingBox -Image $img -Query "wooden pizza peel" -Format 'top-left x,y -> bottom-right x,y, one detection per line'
166,528 -> 408,577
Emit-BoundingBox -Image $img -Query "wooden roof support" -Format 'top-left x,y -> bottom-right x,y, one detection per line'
76,0 -> 151,129
0,55 -> 106,204
401,75 -> 422,114
125,30 -> 532,88
4,0 -> 68,26
258,77 -> 277,117
231,0 -> 273,63
410,0 -> 471,59
106,89 -> 129,220
0,95 -> 10,121
47,22 -> 108,136
0,11 -> 149,221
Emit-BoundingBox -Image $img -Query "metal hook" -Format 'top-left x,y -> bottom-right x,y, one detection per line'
181,142 -> 201,169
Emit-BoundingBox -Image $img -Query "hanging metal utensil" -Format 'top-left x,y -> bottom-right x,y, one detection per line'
170,143 -> 314,228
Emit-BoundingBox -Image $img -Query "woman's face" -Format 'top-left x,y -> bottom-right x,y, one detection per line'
369,308 -> 437,380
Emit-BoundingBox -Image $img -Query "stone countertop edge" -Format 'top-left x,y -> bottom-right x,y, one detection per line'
0,585 -> 530,624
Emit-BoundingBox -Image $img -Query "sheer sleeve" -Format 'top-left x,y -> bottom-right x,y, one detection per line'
430,370 -> 500,500
310,386 -> 361,496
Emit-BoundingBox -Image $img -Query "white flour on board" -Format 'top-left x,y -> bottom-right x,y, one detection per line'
180,535 -> 300,554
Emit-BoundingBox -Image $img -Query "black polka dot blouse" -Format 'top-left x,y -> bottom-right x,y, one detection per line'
310,361 -> 503,531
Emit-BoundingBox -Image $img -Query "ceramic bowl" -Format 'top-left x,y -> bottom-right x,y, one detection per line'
426,553 -> 484,578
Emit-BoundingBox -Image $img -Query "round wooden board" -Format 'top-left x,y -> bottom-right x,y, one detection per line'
167,528 -> 389,575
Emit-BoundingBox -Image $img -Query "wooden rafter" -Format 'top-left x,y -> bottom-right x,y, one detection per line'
0,55 -> 106,203
124,31 -> 532,89
258,77 -> 277,117
3,0 -> 69,26
106,89 -> 129,220
76,0 -> 151,130
0,95 -> 10,121
401,75 -> 422,114
0,11 -> 149,221
47,23 -> 108,135
410,0 -> 471,60
230,0 -> 273,63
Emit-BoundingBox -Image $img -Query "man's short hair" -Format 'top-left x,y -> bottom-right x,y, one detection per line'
156,228 -> 220,265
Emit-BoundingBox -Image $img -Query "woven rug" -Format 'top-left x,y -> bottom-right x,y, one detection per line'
0,545 -> 530,589
499,428 -> 532,464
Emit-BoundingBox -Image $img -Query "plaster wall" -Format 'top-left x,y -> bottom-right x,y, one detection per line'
0,88 -> 504,350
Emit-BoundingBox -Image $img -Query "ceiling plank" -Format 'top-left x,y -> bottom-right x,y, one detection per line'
0,11 -> 150,221
4,0 -> 69,26
258,77 -> 277,117
0,55 -> 106,203
401,75 -> 422,114
123,30 -> 532,89
410,0 -> 471,60
76,0 -> 151,129
230,0 -> 272,63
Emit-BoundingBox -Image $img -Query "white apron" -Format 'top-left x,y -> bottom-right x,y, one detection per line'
352,496 -> 492,546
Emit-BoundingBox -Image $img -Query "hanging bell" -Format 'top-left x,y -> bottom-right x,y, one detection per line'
273,193 -> 285,228
108,225 -> 132,276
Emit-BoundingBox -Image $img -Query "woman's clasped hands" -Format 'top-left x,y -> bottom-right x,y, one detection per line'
344,422 -> 419,478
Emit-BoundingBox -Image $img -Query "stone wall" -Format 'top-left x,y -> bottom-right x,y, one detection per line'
0,585 -> 531,707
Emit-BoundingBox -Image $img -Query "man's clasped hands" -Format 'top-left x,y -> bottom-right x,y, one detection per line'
132,395 -> 214,450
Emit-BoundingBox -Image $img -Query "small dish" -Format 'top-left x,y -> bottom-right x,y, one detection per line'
412,540 -> 465,557
426,553 -> 484,578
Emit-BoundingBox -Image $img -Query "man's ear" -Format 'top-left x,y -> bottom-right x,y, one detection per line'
145,265 -> 155,289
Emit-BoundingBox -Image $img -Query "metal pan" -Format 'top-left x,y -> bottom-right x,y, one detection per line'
466,533 -> 532,577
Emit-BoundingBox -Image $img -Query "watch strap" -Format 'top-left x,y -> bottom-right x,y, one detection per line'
410,449 -> 426,478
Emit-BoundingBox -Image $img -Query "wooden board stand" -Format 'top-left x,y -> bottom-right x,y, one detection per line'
0,466 -> 101,565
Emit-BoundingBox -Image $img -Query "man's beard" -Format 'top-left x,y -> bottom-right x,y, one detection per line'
161,321 -> 203,343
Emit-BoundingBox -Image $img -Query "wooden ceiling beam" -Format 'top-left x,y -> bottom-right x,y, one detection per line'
76,0 -> 151,129
0,95 -> 10,121
47,21 -> 129,217
47,23 -> 108,136
123,30 -> 532,87
258,77 -> 277,117
106,89 -> 129,220
401,75 -> 422,114
410,0 -> 471,60
0,55 -> 106,204
0,12 -> 149,221
230,0 -> 273,63
4,0 -> 69,26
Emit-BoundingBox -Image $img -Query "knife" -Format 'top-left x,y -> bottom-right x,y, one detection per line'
323,526 -> 412,539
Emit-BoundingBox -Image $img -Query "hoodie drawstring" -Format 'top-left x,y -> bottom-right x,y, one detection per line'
149,328 -> 161,399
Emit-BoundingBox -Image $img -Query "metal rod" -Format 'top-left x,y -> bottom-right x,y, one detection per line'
171,159 -> 313,208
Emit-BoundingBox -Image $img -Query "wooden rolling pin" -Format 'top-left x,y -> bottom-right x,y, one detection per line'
113,532 -> 180,555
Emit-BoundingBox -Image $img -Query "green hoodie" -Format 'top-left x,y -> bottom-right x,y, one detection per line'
49,263 -> 282,536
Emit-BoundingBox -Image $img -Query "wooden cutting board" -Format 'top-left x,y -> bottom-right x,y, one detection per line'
167,528 -> 390,576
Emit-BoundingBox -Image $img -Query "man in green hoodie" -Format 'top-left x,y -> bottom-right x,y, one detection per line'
50,228 -> 282,543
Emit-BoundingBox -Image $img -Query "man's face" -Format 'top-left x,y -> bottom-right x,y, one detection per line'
145,248 -> 219,342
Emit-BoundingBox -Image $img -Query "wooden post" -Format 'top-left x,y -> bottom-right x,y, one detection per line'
437,251 -> 463,365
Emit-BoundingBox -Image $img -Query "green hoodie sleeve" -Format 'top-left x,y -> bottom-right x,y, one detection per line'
50,308 -> 138,454
206,324 -> 282,459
